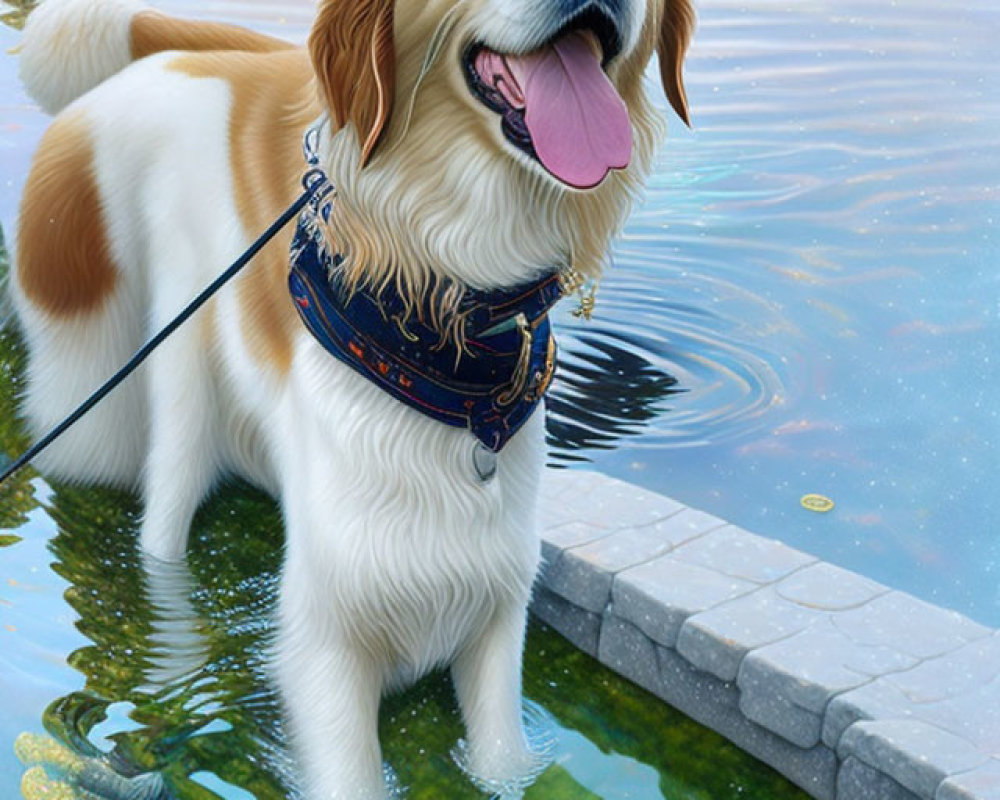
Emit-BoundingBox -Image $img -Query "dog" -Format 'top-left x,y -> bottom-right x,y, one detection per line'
10,0 -> 693,796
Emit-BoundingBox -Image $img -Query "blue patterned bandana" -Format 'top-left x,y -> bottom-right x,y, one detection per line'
287,125 -> 566,452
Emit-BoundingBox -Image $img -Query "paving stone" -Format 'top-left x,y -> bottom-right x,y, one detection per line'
597,614 -> 661,696
831,592 -> 991,662
937,759 -> 1000,800
825,679 -> 914,751
677,585 -> 828,682
671,524 -> 818,585
539,501 -> 589,535
738,617 -> 919,748
539,470 -> 631,532
584,475 -> 687,530
613,557 -> 756,648
837,756 -> 922,800
649,505 -> 729,542
776,562 -> 888,611
738,679 -> 823,749
530,586 -> 601,657
824,632 -> 1000,751
874,633 -> 1000,754
542,548 -> 613,613
539,521 -> 614,566
838,720 -> 990,799
572,506 -> 726,574
540,467 -> 611,503
656,642 -> 839,800
543,510 -> 724,614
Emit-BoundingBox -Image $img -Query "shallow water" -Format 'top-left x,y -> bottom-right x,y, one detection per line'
0,0 -> 996,796
0,302 -> 807,799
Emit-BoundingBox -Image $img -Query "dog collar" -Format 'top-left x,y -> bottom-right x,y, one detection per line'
287,126 -> 565,453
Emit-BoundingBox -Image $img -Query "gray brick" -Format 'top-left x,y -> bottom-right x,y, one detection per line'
572,506 -> 724,573
542,548 -> 613,613
657,644 -> 839,800
824,633 -> 1000,751
742,617 -> 918,718
530,586 -> 601,657
597,614 -> 661,695
543,506 -> 727,615
671,524 -> 817,585
875,634 -> 1000,754
738,678 -> 823,749
737,616 -> 920,751
536,468 -> 1000,800
677,586 -> 827,682
613,557 -> 756,648
539,501 -> 588,535
540,467 -> 611,503
650,505 -> 729,541
584,476 -> 687,530
776,562 -> 888,611
837,756 -> 922,800
831,592 -> 990,662
824,679 -> 913,751
838,720 -> 990,799
937,759 -> 1000,800
540,521 -> 614,565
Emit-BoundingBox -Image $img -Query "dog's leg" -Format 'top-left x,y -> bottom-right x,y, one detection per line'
451,598 -> 536,783
276,602 -> 387,799
139,306 -> 220,561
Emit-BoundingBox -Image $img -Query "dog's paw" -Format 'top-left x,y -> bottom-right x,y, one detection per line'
450,701 -> 556,796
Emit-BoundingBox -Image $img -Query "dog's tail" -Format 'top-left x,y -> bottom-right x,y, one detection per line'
18,0 -> 295,115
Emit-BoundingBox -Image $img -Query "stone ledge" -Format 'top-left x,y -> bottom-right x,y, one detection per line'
532,469 -> 1000,800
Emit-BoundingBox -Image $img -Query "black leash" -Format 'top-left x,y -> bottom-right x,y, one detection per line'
0,189 -> 313,487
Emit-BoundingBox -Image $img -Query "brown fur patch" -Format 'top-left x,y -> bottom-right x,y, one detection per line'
169,50 -> 319,375
657,0 -> 695,126
309,0 -> 395,166
131,11 -> 295,61
17,112 -> 118,318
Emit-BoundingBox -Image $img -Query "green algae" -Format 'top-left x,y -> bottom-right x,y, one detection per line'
1,227 -> 807,798
0,0 -> 36,32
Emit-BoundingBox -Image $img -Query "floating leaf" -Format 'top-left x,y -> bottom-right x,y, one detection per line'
0,533 -> 23,547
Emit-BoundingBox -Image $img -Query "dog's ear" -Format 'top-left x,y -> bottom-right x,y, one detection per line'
657,0 -> 694,126
309,0 -> 395,166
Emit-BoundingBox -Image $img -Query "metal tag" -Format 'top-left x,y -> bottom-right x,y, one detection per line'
471,442 -> 498,484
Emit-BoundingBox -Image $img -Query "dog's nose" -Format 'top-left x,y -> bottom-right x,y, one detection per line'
553,0 -> 626,61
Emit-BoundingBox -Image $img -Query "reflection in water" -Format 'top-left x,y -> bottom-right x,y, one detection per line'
546,331 -> 682,463
0,261 -> 803,795
0,454 -> 806,798
32,483 -> 292,799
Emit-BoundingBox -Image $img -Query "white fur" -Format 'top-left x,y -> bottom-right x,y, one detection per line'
18,0 -> 144,114
10,0 -> 671,795
13,50 -> 543,800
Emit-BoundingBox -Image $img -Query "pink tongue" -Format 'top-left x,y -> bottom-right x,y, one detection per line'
506,32 -> 632,189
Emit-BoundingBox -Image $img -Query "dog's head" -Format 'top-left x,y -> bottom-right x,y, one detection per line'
308,0 -> 694,291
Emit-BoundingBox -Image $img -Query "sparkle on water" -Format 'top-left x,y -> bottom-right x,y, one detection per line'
1,0 -> 997,796
0,321 -> 807,798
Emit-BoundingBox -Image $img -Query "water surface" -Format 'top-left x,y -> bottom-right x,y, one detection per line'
1,0 -> 997,795
0,297 -> 805,800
